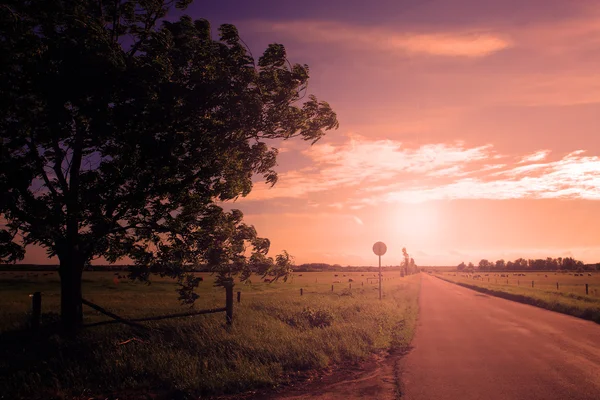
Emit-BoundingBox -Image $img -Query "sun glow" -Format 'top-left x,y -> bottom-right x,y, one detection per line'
393,203 -> 441,240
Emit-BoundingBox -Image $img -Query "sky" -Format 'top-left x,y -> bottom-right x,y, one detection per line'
21,0 -> 600,267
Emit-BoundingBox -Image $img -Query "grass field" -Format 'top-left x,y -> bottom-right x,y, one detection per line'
434,271 -> 600,323
0,270 -> 420,399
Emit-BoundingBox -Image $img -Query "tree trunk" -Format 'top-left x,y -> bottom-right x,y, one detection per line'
59,257 -> 84,334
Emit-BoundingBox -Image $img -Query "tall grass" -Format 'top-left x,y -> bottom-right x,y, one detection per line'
0,271 -> 420,398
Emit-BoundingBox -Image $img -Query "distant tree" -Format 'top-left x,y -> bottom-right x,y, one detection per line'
563,257 -> 576,270
495,259 -> 505,270
0,0 -> 338,332
478,259 -> 491,271
514,258 -> 528,269
467,262 -> 474,270
457,262 -> 466,271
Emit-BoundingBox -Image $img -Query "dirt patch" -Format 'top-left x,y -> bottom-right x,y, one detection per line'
223,349 -> 411,400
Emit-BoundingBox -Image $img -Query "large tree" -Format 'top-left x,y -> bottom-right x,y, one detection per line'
0,0 -> 338,331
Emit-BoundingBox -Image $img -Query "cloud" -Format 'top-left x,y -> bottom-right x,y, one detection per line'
259,20 -> 511,58
246,134 -> 494,200
519,150 -> 550,163
243,135 -> 600,205
360,150 -> 600,204
352,216 -> 364,225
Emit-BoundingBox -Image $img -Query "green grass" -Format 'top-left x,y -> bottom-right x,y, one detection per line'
0,270 -> 420,399
434,271 -> 600,323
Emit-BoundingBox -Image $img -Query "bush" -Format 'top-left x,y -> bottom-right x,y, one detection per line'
300,307 -> 335,328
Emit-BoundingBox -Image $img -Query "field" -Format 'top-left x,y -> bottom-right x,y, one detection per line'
0,270 -> 420,399
434,271 -> 600,322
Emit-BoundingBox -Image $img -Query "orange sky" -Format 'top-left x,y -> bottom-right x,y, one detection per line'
231,0 -> 600,266
20,0 -> 600,266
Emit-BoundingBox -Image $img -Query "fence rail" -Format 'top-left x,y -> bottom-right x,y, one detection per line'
30,284 -> 234,330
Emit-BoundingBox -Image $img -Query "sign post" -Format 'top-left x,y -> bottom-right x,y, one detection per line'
372,241 -> 387,300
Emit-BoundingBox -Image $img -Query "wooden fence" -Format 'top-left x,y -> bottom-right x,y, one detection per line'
29,283 -> 234,330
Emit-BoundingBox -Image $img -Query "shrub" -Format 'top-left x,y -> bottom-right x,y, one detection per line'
300,307 -> 335,328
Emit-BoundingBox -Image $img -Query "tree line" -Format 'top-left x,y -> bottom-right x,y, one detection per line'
457,257 -> 600,272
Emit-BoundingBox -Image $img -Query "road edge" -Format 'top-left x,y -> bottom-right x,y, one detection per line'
433,275 -> 600,324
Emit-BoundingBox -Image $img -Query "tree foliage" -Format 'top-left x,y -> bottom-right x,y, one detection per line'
0,0 -> 338,326
460,257 -> 587,272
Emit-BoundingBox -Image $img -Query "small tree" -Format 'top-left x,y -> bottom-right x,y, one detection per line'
0,0 -> 338,331
402,247 -> 410,275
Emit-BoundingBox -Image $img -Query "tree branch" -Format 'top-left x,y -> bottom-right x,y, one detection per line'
127,6 -> 162,59
26,139 -> 59,200
111,0 -> 119,43
52,137 -> 69,193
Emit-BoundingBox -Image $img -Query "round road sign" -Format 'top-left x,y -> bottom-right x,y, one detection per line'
372,241 -> 387,256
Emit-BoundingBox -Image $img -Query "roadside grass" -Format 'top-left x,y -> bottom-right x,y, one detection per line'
434,272 -> 600,323
0,271 -> 420,398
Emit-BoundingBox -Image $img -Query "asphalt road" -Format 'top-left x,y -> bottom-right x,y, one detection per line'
400,274 -> 600,400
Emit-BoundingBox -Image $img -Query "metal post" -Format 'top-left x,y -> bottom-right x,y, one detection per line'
237,291 -> 241,303
300,288 -> 303,296
379,255 -> 382,300
586,284 -> 589,295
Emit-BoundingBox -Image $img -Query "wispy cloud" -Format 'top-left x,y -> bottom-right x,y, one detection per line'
246,134 -> 493,200
352,216 -> 364,225
519,150 -> 551,163
257,20 -> 511,58
245,135 -> 600,205
360,151 -> 600,204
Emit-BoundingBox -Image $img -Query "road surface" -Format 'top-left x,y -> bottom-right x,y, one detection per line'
400,274 -> 600,400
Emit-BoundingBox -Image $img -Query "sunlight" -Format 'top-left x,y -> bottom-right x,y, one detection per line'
393,203 -> 440,239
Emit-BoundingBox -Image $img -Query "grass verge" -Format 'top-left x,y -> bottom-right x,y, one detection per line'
0,272 -> 420,399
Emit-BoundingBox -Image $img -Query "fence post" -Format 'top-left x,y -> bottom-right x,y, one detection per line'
518,280 -> 519,286
586,284 -> 589,295
362,282 -> 364,287
556,282 -> 559,290
331,284 -> 334,292
237,291 -> 241,303
532,280 -> 534,288
225,283 -> 233,325
300,288 -> 303,296
31,292 -> 41,329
